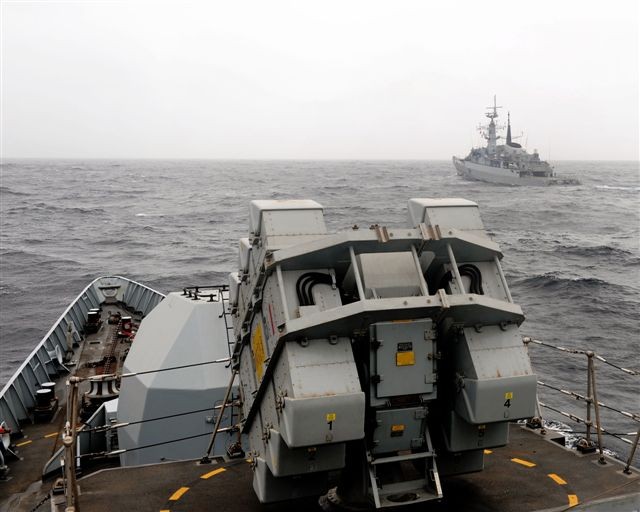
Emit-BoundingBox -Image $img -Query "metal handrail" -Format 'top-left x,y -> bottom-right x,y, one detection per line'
523,336 -> 639,474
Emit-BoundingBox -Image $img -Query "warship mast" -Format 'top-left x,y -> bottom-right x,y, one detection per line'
485,95 -> 501,155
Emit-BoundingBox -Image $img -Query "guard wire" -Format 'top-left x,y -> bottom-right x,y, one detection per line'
539,402 -> 634,445
120,358 -> 230,378
81,405 -> 234,433
524,337 -> 639,376
537,380 -> 639,422
77,431 -> 217,458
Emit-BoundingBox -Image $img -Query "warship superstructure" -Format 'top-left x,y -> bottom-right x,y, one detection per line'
453,97 -> 580,186
1,200 -> 638,512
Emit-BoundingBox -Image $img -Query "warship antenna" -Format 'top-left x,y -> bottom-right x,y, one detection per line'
485,94 -> 502,120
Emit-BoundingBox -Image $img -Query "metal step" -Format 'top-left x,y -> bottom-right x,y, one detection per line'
367,426 -> 442,508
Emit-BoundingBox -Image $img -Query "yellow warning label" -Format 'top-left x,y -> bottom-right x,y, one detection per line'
391,424 -> 405,432
396,351 -> 416,366
326,413 -> 336,422
251,323 -> 266,381
504,392 -> 513,400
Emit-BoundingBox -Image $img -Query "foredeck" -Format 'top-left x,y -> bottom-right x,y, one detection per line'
62,425 -> 638,512
0,304 -> 139,511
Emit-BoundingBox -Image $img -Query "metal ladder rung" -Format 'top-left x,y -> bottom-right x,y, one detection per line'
371,451 -> 434,465
367,426 -> 442,508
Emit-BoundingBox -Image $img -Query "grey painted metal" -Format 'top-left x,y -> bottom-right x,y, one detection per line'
0,276 -> 165,433
493,254 -> 513,303
275,265 -> 290,323
411,245 -> 430,295
349,246 -> 366,300
370,319 -> 436,401
231,198 -> 536,507
446,243 -> 466,294
117,290 -> 237,466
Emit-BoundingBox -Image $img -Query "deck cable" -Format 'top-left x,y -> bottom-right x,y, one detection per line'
119,357 -> 231,378
537,380 -> 639,422
523,337 -> 639,376
80,402 -> 240,433
539,402 -> 635,445
76,424 -> 241,459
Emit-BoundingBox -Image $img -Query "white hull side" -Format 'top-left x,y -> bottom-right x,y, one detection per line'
452,157 -> 554,186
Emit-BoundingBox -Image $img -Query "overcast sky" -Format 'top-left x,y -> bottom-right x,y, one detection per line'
1,0 -> 638,160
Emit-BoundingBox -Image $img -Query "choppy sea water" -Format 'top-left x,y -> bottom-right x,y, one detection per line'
1,159 -> 638,461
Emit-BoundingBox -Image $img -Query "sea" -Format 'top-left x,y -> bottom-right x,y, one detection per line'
1,159 -> 638,463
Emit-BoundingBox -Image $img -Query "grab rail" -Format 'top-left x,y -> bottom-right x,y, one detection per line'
523,336 -> 639,474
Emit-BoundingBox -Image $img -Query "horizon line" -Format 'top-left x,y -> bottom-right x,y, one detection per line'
2,157 -> 639,162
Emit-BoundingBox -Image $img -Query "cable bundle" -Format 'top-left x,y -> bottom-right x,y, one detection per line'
438,264 -> 484,294
295,272 -> 333,306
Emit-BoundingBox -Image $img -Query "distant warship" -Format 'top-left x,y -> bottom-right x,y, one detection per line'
453,97 -> 579,186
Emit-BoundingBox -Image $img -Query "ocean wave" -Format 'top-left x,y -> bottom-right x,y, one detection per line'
0,249 -> 82,268
595,185 -> 640,192
553,244 -> 635,259
6,203 -> 106,215
514,272 -> 613,292
0,185 -> 30,196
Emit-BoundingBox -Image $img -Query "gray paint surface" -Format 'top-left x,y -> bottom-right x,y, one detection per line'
118,291 -> 236,466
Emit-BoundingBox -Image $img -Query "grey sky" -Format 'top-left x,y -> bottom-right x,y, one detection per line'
1,0 -> 638,160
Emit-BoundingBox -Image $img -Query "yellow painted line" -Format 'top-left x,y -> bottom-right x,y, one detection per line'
168,487 -> 190,501
200,467 -> 226,480
160,510 -> 171,512
16,440 -> 32,447
510,457 -> 536,468
548,473 -> 567,485
483,449 -> 492,454
568,494 -> 579,507
44,432 -> 59,438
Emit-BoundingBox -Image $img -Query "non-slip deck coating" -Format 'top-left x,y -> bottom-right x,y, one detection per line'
73,425 -> 639,512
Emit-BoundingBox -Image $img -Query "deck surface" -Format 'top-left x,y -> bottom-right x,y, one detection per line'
0,305 -> 135,511
71,425 -> 639,512
1,307 -> 638,512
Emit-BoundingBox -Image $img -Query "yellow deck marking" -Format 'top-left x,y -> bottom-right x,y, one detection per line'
160,510 -> 171,512
548,473 -> 567,485
44,432 -> 59,438
568,494 -> 579,507
16,440 -> 32,447
200,468 -> 226,480
511,457 -> 536,468
483,449 -> 492,454
168,487 -> 190,501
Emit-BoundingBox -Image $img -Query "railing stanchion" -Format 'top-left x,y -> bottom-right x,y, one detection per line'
586,352 -> 593,446
623,429 -> 640,475
588,352 -> 606,464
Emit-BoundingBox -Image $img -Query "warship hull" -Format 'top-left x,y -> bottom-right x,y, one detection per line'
2,277 -> 638,511
0,196 -> 637,510
453,157 -> 561,186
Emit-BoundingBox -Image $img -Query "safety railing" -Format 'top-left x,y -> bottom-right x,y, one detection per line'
523,336 -> 639,474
